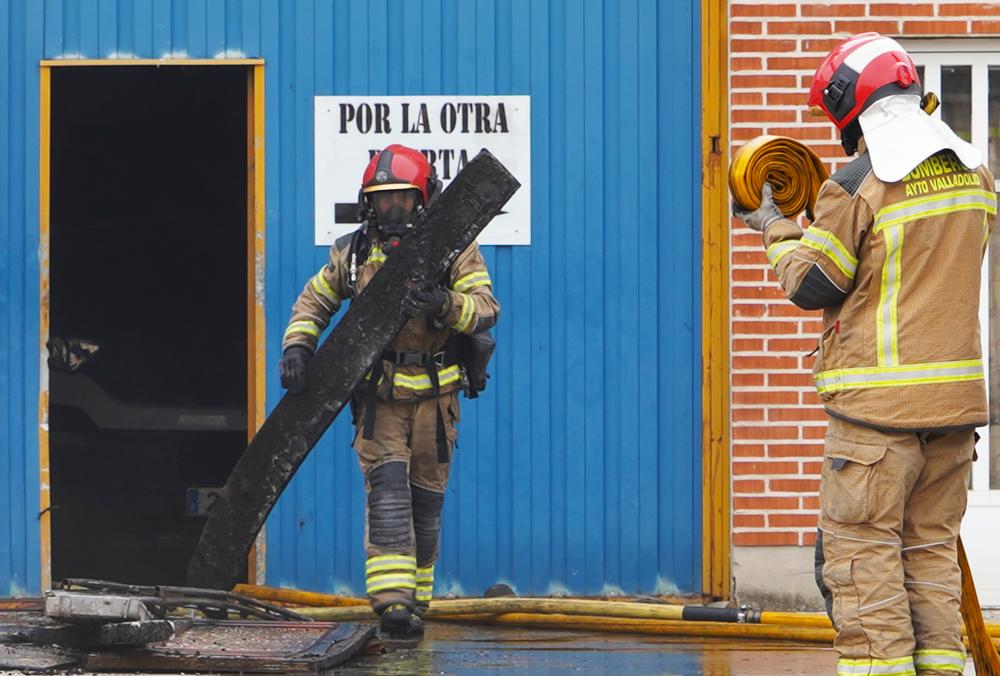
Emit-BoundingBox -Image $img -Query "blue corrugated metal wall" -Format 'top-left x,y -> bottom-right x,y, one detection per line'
0,0 -> 43,597
0,0 -> 701,597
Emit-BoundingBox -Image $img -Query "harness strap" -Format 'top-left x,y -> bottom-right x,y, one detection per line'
426,364 -> 449,463
382,349 -> 447,367
362,358 -> 383,441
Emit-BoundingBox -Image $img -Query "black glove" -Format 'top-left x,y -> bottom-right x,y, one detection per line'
401,286 -> 450,319
279,345 -> 311,395
733,181 -> 784,233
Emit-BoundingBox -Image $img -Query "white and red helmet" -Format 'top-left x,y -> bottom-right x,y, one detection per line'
809,33 -> 981,180
809,33 -> 920,154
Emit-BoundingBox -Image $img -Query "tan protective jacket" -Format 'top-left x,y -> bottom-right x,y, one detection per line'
282,228 -> 499,401
763,147 -> 996,430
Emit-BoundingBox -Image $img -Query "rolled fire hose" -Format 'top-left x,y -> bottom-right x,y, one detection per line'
729,93 -> 941,219
728,135 -> 828,218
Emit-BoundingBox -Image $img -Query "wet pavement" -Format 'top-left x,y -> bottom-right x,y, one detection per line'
334,622 -> 844,675
1,618 -> 984,674
334,623 -> 983,675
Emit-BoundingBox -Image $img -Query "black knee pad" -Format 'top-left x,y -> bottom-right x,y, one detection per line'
367,461 -> 413,549
411,484 -> 445,565
814,529 -> 834,624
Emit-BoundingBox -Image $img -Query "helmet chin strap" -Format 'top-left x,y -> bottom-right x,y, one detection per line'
841,119 -> 863,156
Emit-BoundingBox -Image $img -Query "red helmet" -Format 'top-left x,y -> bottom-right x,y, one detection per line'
361,144 -> 439,205
808,33 -> 920,153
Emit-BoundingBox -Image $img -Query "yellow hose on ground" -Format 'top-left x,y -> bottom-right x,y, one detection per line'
295,597 -> 686,622
434,613 -> 838,644
729,135 -> 828,217
758,611 -> 831,628
232,583 -> 369,607
233,586 -> 1000,649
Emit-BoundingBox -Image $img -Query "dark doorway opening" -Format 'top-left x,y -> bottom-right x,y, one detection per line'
49,66 -> 248,585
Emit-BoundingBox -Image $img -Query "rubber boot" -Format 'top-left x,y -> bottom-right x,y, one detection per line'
372,603 -> 425,650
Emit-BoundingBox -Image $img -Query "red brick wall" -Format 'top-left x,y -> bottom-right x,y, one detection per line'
728,1 -> 1000,547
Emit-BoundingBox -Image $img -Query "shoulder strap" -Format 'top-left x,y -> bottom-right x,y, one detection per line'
345,227 -> 372,299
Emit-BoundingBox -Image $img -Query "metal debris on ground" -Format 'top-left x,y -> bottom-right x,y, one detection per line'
0,580 -> 375,673
84,619 -> 375,673
59,578 -> 311,622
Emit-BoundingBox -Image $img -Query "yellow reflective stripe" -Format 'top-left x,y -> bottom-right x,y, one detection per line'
873,189 -> 997,233
366,555 -> 416,570
837,655 -> 916,675
416,565 -> 434,583
451,294 -> 475,333
913,648 -> 964,672
366,573 -> 417,594
367,554 -> 417,565
914,650 -> 965,658
983,211 -> 990,247
366,248 -> 387,264
310,269 -> 339,303
453,270 -> 491,293
366,562 -> 418,574
366,573 -> 416,585
839,657 -> 915,666
877,224 -> 904,366
766,240 -> 798,268
800,228 -> 858,279
283,320 -> 320,339
416,590 -> 432,602
392,365 -> 462,391
815,359 -> 983,394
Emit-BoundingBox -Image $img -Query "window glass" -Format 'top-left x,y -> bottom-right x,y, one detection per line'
941,65 -> 972,142
989,67 -> 1000,179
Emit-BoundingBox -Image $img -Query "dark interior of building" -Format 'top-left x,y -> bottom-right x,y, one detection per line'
49,66 -> 248,585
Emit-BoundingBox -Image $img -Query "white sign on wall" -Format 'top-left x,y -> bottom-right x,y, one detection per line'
314,95 -> 531,246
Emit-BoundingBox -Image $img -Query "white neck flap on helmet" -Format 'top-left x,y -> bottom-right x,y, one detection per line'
858,94 -> 983,183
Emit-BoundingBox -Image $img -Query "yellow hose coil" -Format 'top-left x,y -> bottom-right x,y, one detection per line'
729,135 -> 828,218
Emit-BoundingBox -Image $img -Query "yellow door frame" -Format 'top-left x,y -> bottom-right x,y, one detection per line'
701,0 -> 731,599
38,59 -> 266,590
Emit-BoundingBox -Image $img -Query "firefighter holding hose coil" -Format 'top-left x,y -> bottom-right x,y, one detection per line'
733,33 -> 996,676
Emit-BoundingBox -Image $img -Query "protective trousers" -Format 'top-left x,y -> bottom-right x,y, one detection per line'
816,416 -> 974,675
354,393 -> 459,615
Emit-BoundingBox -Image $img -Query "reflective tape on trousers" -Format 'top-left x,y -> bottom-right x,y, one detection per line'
837,656 -> 916,675
913,649 -> 965,672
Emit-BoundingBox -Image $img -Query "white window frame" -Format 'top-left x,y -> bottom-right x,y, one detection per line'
906,40 -> 1000,504
906,39 -> 1000,607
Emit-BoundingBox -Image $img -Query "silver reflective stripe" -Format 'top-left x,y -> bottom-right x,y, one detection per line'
913,649 -> 964,671
837,656 -> 916,675
366,557 -> 417,573
366,574 -> 417,593
874,189 -> 997,233
815,360 -> 983,394
767,240 -> 799,268
800,228 -> 859,279
877,224 -> 904,366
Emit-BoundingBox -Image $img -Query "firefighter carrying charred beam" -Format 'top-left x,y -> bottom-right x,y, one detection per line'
279,144 -> 499,644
